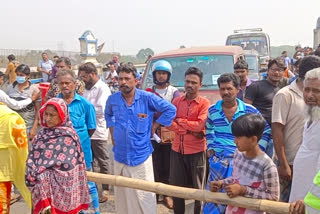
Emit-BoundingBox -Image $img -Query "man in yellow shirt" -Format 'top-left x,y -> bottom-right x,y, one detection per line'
4,55 -> 17,84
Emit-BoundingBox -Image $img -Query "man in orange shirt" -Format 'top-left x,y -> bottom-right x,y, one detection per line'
168,67 -> 210,214
5,55 -> 17,84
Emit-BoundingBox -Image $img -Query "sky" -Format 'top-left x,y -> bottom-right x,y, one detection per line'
0,0 -> 319,55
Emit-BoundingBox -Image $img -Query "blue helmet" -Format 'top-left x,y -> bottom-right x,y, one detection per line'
152,60 -> 172,84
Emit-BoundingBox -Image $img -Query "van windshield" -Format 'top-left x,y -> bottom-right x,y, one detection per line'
143,55 -> 234,90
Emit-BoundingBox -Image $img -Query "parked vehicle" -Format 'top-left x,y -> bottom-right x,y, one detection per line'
244,50 -> 260,80
226,28 -> 270,67
141,46 -> 244,104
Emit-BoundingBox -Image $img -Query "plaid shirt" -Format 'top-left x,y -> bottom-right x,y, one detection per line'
223,149 -> 279,201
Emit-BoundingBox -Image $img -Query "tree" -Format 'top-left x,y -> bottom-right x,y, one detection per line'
136,48 -> 154,61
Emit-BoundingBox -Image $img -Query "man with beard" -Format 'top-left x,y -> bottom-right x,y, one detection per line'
234,60 -> 253,100
56,69 -> 100,214
45,57 -> 85,101
105,63 -> 176,214
203,73 -> 271,214
272,56 -> 320,202
168,67 -> 210,214
145,60 -> 180,209
79,62 -> 112,203
289,67 -> 320,203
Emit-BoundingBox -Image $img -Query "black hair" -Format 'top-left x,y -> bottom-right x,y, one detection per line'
314,47 -> 320,57
7,54 -> 15,61
231,113 -> 266,141
0,71 -> 4,77
118,63 -> 137,78
217,73 -> 240,88
299,55 -> 320,79
78,62 -> 97,74
53,55 -> 59,58
185,67 -> 203,83
234,60 -> 248,70
15,64 -> 31,75
56,57 -> 71,66
267,57 -> 286,70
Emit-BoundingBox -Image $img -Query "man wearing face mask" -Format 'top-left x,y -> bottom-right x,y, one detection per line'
7,64 -> 41,141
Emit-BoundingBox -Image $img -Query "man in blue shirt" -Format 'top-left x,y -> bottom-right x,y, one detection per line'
105,63 -> 176,214
57,68 -> 100,214
203,73 -> 271,214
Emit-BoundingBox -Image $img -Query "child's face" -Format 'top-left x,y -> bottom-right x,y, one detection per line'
234,136 -> 255,152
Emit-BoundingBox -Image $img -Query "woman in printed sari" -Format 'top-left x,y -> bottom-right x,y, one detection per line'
0,102 -> 31,214
25,98 -> 89,214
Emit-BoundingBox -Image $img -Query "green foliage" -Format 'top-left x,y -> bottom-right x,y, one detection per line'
136,48 -> 154,61
270,45 -> 296,58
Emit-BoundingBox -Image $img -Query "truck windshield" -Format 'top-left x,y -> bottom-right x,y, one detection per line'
142,55 -> 234,90
226,35 -> 268,56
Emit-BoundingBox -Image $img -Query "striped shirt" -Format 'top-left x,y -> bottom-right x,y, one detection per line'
222,150 -> 280,214
206,98 -> 271,154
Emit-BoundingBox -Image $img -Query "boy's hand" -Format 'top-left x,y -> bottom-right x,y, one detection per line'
225,184 -> 246,198
209,181 -> 223,192
289,200 -> 305,214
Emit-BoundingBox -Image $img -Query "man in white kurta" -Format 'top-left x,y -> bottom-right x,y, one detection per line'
289,67 -> 320,202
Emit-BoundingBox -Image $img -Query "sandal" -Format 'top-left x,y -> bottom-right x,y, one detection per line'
99,190 -> 109,203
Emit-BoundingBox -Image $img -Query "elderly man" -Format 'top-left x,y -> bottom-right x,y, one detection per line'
56,69 -> 99,214
79,62 -> 112,203
203,73 -> 271,214
105,63 -> 176,214
272,56 -> 320,202
289,67 -> 320,203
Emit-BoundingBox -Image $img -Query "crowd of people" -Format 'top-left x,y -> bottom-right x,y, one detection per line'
0,48 -> 320,214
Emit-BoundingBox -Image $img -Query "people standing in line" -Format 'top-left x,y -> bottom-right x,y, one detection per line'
145,60 -> 180,209
0,71 -> 39,110
203,73 -> 271,214
0,102 -> 31,213
45,57 -> 85,101
79,62 -> 112,203
167,67 -> 210,214
209,114 -> 279,214
7,64 -> 41,141
25,98 -> 90,214
56,69 -> 100,214
272,56 -> 320,202
37,52 -> 53,82
289,67 -> 320,203
233,60 -> 253,100
105,63 -> 176,214
5,54 -> 18,84
49,55 -> 59,82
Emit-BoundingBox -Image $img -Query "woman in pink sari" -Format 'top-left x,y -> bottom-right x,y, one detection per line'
25,98 -> 89,214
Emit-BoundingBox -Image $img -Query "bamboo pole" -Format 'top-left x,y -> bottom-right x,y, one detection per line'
86,171 -> 290,214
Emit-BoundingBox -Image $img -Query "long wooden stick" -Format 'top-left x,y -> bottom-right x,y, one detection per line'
86,171 -> 290,214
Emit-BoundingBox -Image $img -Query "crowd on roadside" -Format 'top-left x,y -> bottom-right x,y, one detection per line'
0,46 -> 320,214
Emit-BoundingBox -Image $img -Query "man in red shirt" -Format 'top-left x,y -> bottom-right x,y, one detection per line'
168,67 -> 210,214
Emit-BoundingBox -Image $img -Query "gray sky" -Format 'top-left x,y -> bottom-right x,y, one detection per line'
0,0 -> 319,55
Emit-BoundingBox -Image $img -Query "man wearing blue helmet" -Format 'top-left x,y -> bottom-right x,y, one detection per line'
146,60 -> 180,209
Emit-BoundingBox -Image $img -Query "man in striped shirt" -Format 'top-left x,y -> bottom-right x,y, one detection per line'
203,73 -> 271,214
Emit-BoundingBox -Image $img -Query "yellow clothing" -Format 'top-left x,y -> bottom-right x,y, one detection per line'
5,62 -> 16,84
0,103 -> 31,207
